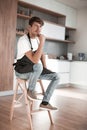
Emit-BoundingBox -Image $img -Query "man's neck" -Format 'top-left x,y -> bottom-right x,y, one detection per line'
29,32 -> 36,39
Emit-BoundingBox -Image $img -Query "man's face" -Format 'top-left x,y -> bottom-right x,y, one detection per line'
30,22 -> 42,36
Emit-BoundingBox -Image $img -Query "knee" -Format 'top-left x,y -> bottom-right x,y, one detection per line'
54,72 -> 59,81
33,63 -> 43,73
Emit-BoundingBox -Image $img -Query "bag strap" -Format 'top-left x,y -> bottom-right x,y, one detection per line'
27,33 -> 33,50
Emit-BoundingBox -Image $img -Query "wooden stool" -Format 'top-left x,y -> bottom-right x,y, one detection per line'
10,78 -> 54,130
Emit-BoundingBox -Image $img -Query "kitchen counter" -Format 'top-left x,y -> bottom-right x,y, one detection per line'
71,60 -> 87,62
47,58 -> 87,62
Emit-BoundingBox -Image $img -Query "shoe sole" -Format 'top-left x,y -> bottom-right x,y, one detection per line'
39,106 -> 58,111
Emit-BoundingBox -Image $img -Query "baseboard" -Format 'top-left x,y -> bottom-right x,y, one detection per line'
69,83 -> 87,89
0,90 -> 22,96
56,83 -> 87,90
56,83 -> 70,88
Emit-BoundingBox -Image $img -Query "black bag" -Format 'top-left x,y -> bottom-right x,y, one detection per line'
41,67 -> 53,75
13,55 -> 34,73
13,55 -> 53,75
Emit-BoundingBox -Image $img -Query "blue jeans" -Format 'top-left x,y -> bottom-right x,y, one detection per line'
15,63 -> 59,103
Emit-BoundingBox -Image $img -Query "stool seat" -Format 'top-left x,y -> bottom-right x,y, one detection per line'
10,78 -> 54,130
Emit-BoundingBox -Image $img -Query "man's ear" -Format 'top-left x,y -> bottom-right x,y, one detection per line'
28,25 -> 32,30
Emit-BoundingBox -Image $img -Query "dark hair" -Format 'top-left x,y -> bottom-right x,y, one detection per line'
29,16 -> 44,26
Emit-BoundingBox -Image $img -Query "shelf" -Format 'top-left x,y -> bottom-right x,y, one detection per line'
16,31 -> 24,36
44,37 -> 75,43
65,26 -> 76,42
17,13 -> 31,19
63,40 -> 75,43
66,26 -> 76,30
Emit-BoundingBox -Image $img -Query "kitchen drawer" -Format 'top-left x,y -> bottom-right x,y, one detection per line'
59,73 -> 70,84
58,61 -> 70,73
46,59 -> 70,73
46,59 -> 58,72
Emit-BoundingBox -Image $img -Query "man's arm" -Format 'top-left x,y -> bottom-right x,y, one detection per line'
25,34 -> 45,64
41,53 -> 47,68
41,53 -> 53,75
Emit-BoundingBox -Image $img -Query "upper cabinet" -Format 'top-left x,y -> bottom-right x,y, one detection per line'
65,6 -> 77,28
41,21 -> 65,41
16,0 -> 76,44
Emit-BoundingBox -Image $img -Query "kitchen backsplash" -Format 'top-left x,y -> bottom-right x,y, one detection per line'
43,40 -> 68,57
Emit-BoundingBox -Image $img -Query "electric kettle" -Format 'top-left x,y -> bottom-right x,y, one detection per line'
78,53 -> 85,61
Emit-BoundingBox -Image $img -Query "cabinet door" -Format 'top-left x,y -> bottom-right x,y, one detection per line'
65,6 -> 77,28
59,73 -> 70,84
58,61 -> 70,73
46,59 -> 70,73
46,59 -> 70,84
46,59 -> 58,72
41,21 -> 65,40
70,62 -> 87,86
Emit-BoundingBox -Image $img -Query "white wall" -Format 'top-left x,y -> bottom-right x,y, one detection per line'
68,8 -> 87,58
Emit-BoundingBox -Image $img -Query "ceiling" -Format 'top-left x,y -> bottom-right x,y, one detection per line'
55,0 -> 87,9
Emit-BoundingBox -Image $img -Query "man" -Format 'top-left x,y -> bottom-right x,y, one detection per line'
15,16 -> 59,110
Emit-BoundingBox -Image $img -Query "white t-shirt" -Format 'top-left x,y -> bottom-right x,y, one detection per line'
17,34 -> 40,60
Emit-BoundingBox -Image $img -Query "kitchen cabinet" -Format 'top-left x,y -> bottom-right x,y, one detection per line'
70,61 -> 87,87
65,6 -> 77,28
59,73 -> 70,84
57,60 -> 70,84
44,59 -> 70,85
46,59 -> 70,72
41,21 -> 65,41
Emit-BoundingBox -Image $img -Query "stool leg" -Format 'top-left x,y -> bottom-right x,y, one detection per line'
10,81 -> 19,120
23,81 -> 33,130
47,111 -> 54,125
